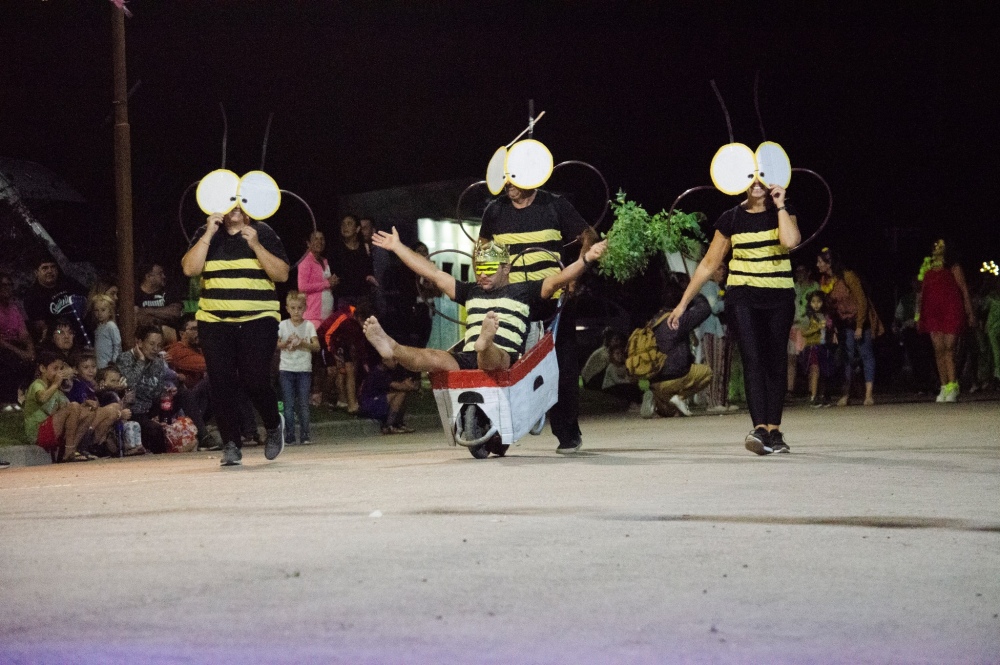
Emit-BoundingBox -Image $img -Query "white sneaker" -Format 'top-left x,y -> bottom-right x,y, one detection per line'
640,390 -> 655,419
935,386 -> 947,403
670,395 -> 692,416
944,383 -> 959,403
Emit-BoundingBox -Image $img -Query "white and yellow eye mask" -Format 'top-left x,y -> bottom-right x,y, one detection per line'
195,169 -> 282,220
485,139 -> 554,196
710,141 -> 791,196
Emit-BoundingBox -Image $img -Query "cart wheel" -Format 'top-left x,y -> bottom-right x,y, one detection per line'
469,444 -> 491,459
529,415 -> 546,435
485,435 -> 507,457
461,404 -> 483,441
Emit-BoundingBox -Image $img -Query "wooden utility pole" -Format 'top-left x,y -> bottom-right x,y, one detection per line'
111,5 -> 135,344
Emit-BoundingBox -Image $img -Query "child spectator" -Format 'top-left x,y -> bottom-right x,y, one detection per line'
358,359 -> 419,434
89,293 -> 121,369
66,350 -> 130,455
318,301 -> 370,413
23,350 -> 97,462
95,365 -> 144,455
278,291 -> 319,445
601,341 -> 643,405
799,291 -> 835,407
581,328 -> 621,391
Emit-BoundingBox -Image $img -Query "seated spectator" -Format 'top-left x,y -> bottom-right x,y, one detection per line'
135,262 -> 184,345
581,328 -> 621,391
359,359 -> 419,434
22,256 -> 87,344
642,278 -> 713,418
66,350 -> 130,456
23,350 -> 97,462
41,316 -> 79,363
0,271 -> 34,410
601,341 -> 643,405
95,365 -> 144,455
88,293 -> 121,370
359,216 -> 375,254
163,315 -> 218,449
115,325 -> 170,454
697,265 -> 733,412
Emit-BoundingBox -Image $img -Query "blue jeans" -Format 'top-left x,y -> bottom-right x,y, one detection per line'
279,371 -> 312,442
841,326 -> 876,384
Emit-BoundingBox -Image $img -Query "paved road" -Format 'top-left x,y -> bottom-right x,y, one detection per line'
2,402 -> 998,664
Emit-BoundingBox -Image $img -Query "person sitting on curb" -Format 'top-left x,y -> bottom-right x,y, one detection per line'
358,358 -> 420,434
362,226 -> 607,374
641,275 -> 713,419
23,350 -> 98,462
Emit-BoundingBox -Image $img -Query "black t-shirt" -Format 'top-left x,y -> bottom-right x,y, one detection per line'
22,278 -> 87,339
190,221 -> 289,323
331,242 -> 374,299
453,280 -> 544,355
714,203 -> 796,307
479,190 -> 590,284
135,289 -> 169,309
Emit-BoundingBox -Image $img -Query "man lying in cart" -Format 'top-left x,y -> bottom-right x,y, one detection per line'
363,227 -> 607,373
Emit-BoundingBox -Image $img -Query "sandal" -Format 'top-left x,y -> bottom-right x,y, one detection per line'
66,451 -> 95,462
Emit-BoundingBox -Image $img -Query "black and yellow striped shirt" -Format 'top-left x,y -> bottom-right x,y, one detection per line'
479,190 -> 589,286
715,205 -> 795,306
453,280 -> 544,355
189,222 -> 289,324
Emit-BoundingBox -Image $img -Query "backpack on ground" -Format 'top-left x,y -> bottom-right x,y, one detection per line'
625,311 -> 672,380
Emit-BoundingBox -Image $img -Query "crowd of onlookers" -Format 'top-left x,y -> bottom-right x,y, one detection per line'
0,213 -> 435,465
2,228 -> 999,466
582,242 -> 1000,418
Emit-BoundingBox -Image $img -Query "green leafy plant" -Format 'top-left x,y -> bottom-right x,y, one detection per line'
599,190 -> 707,283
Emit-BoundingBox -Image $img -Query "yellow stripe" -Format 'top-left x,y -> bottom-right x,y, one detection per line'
729,258 -> 792,274
493,230 -> 563,245
203,277 -> 276,291
466,312 -> 528,334
196,310 -> 280,323
510,251 -> 560,266
508,266 -> 560,283
198,298 -> 280,312
728,275 -> 795,289
466,297 -> 531,316
204,258 -> 263,271
732,246 -> 788,260
732,229 -> 779,244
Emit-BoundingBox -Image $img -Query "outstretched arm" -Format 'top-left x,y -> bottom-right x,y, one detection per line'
372,227 -> 456,299
540,240 -> 608,299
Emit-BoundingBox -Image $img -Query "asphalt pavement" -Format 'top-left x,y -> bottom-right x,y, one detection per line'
1,401 -> 998,664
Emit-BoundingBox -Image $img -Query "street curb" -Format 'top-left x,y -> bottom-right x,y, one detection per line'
1,444 -> 52,468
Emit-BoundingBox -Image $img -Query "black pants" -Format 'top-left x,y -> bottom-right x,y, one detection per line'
729,299 -> 795,428
199,317 -> 280,448
549,299 -> 581,443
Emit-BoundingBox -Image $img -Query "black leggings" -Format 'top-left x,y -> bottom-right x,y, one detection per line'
729,299 -> 795,428
199,317 -> 280,448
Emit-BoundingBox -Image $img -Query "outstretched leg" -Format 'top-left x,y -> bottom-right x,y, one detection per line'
364,317 -> 460,372
474,312 -> 511,371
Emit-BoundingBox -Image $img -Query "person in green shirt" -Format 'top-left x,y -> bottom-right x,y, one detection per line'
23,349 -> 98,462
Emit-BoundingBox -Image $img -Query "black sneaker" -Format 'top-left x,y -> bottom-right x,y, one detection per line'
264,414 -> 285,461
556,435 -> 583,454
220,442 -> 242,467
744,428 -> 773,455
769,430 -> 790,453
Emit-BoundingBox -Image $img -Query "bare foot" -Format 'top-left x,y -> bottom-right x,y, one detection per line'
474,311 -> 500,353
363,316 -> 397,361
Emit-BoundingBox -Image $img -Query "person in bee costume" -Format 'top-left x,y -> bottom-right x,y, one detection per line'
667,140 -> 801,455
477,134 -> 597,454
181,169 -> 290,467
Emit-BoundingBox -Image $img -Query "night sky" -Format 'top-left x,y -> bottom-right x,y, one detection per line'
2,1 -> 998,294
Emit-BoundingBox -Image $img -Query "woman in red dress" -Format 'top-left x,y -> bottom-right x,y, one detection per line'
918,238 -> 976,402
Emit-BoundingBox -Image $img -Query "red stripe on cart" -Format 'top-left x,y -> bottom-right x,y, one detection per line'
429,332 -> 555,390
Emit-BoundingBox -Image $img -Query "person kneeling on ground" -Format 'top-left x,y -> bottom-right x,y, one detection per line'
359,358 -> 420,434
363,227 -> 607,376
642,277 -> 713,418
